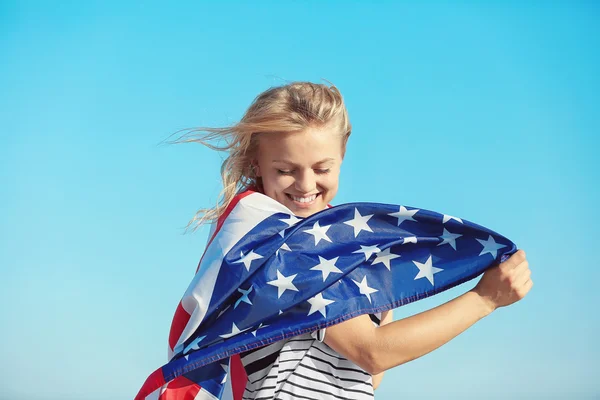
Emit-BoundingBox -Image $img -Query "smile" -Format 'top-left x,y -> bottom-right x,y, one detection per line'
286,193 -> 320,205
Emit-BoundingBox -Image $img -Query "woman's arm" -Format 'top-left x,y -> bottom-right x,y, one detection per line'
371,309 -> 393,390
324,250 -> 532,375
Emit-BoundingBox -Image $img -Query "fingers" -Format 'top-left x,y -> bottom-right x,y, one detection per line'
513,266 -> 531,288
521,278 -> 534,297
513,259 -> 530,276
525,279 -> 534,291
501,249 -> 526,271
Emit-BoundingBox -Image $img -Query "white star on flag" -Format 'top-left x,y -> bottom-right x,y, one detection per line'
220,363 -> 229,383
438,228 -> 462,250
343,208 -> 374,237
251,323 -> 269,337
276,242 -> 291,256
234,249 -> 263,271
476,235 -> 507,259
310,256 -> 343,281
371,247 -> 401,270
388,206 -> 419,226
307,292 -> 335,317
279,215 -> 302,237
267,270 -> 299,298
303,221 -> 332,245
234,286 -> 253,308
217,305 -> 231,319
220,322 -> 249,339
183,335 -> 207,355
412,255 -> 444,285
443,214 -> 463,224
352,276 -> 378,303
403,236 -> 418,244
353,244 -> 381,261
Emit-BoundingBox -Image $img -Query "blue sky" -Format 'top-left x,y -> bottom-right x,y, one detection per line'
1,1 -> 598,399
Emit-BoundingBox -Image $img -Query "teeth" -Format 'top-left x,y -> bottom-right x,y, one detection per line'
291,194 -> 317,203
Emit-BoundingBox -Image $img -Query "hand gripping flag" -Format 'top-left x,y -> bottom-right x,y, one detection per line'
136,189 -> 517,400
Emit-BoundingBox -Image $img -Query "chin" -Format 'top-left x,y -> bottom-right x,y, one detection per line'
287,201 -> 327,218
291,208 -> 315,218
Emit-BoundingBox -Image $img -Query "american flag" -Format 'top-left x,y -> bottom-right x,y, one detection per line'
136,189 -> 516,400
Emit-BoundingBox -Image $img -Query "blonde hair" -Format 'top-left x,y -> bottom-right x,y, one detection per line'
167,81 -> 352,233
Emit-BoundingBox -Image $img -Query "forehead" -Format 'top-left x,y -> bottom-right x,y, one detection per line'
257,126 -> 343,162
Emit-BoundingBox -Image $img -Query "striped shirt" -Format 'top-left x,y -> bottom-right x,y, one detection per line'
240,313 -> 382,400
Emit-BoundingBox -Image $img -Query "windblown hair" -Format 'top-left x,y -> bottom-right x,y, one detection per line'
167,81 -> 352,232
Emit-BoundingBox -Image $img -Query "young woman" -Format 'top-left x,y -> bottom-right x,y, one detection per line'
171,81 -> 533,399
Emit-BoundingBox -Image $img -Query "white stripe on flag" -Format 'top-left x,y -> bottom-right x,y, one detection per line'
144,386 -> 162,400
194,387 -> 220,400
220,368 -> 234,400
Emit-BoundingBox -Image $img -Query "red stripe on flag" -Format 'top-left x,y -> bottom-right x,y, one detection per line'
229,354 -> 248,400
169,301 -> 192,352
135,367 -> 166,400
159,376 -> 201,400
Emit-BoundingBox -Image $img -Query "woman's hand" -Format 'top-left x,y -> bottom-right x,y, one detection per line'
471,249 -> 533,313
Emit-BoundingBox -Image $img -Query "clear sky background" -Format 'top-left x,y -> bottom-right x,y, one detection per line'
1,1 -> 598,399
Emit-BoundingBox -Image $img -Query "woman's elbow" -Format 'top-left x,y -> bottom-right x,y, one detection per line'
362,347 -> 412,375
361,349 -> 386,375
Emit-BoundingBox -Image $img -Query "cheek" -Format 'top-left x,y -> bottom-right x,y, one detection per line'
320,172 -> 340,192
262,173 -> 291,194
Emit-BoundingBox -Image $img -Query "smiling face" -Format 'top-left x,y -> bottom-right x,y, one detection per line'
254,125 -> 344,218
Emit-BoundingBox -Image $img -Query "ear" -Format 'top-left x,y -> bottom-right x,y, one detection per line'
252,160 -> 261,177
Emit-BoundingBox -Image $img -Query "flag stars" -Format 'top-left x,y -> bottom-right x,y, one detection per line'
344,208 -> 374,237
443,214 -> 463,224
251,323 -> 269,337
310,256 -> 343,281
217,305 -> 231,319
403,236 -> 418,245
183,335 -> 207,355
220,322 -> 249,339
307,293 -> 335,317
220,363 -> 229,384
303,221 -> 333,245
276,242 -> 291,256
353,244 -> 381,261
388,206 -> 419,226
438,228 -> 462,250
234,250 -> 263,271
234,286 -> 253,308
476,235 -> 507,259
279,215 -> 302,237
267,270 -> 299,298
412,255 -> 443,286
352,276 -> 378,303
371,248 -> 401,270
281,214 -> 302,228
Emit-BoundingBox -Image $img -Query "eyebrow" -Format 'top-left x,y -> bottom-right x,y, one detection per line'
272,158 -> 335,165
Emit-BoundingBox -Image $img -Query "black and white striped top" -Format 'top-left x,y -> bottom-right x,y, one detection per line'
240,313 -> 382,400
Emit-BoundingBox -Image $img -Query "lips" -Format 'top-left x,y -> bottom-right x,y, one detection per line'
285,192 -> 321,205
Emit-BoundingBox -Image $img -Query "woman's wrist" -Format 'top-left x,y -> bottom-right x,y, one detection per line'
467,289 -> 497,317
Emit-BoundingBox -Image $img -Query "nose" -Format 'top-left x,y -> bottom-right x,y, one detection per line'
294,170 -> 317,193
